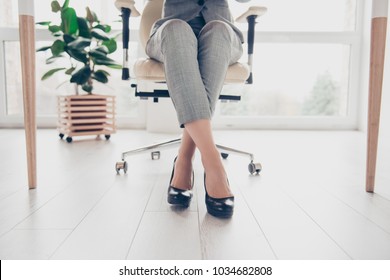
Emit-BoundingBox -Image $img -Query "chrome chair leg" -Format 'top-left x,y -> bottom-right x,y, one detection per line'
216,144 -> 262,175
121,137 -> 181,161
115,137 -> 181,174
115,137 -> 261,175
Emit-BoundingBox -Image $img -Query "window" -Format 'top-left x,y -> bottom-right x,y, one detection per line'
215,0 -> 361,129
0,0 -> 364,129
220,44 -> 350,117
231,0 -> 357,32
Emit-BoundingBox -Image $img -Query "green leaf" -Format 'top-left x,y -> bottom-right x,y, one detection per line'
46,55 -> 64,64
67,37 -> 91,50
66,49 -> 88,63
92,56 -> 121,69
93,45 -> 109,54
92,56 -> 118,66
36,46 -> 51,52
41,67 -> 66,80
95,69 -> 110,76
82,83 -> 93,93
86,7 -> 98,23
36,21 -> 51,26
95,24 -> 111,33
65,67 -> 76,75
106,64 -> 122,69
61,7 -> 78,35
92,70 -> 108,83
91,28 -> 109,41
51,39 -> 65,56
51,1 -> 61,12
70,65 -> 91,85
63,34 -> 76,44
62,0 -> 70,10
102,38 -> 117,53
89,49 -> 108,60
77,17 -> 91,38
48,25 -> 61,33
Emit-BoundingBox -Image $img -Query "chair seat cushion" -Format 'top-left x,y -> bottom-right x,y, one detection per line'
134,58 -> 250,84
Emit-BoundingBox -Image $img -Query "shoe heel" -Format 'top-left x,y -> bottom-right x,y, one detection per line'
167,157 -> 193,208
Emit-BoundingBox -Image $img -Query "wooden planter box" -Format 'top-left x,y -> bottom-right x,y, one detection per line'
57,94 -> 116,143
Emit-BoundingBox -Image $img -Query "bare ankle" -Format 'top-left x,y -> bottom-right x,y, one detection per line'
201,150 -> 223,171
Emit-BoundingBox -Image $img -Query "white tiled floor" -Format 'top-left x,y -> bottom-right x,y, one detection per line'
0,129 -> 389,259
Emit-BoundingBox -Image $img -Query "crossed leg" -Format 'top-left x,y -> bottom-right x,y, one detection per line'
146,19 -> 242,198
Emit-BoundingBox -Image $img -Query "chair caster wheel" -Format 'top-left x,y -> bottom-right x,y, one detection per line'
151,151 -> 160,160
66,137 -> 73,143
116,161 -> 128,174
248,162 -> 262,175
105,135 -> 111,140
59,133 -> 64,139
221,153 -> 229,159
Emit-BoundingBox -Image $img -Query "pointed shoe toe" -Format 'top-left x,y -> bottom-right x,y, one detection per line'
205,193 -> 234,218
204,174 -> 234,218
168,186 -> 193,208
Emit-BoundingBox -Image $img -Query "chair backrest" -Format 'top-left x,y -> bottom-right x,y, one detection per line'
139,0 -> 164,49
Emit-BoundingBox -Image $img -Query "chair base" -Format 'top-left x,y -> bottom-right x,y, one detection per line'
132,83 -> 241,103
115,136 -> 262,175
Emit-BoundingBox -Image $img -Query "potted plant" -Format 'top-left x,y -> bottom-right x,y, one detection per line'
37,0 -> 120,142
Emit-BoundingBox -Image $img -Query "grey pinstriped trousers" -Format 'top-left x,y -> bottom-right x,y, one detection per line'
145,18 -> 243,127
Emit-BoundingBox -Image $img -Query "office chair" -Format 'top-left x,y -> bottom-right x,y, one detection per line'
114,0 -> 266,175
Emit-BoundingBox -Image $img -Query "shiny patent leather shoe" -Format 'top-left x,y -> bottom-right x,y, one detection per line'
204,173 -> 234,218
167,157 -> 194,208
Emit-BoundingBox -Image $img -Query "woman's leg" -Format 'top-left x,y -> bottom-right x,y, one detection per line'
185,119 -> 233,198
146,19 -> 209,189
172,21 -> 242,198
186,21 -> 242,198
145,20 -> 242,198
146,19 -> 212,126
170,128 -> 196,190
197,21 -> 243,116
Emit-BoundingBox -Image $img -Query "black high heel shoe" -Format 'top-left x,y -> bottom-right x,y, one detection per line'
204,173 -> 234,218
167,157 -> 194,208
